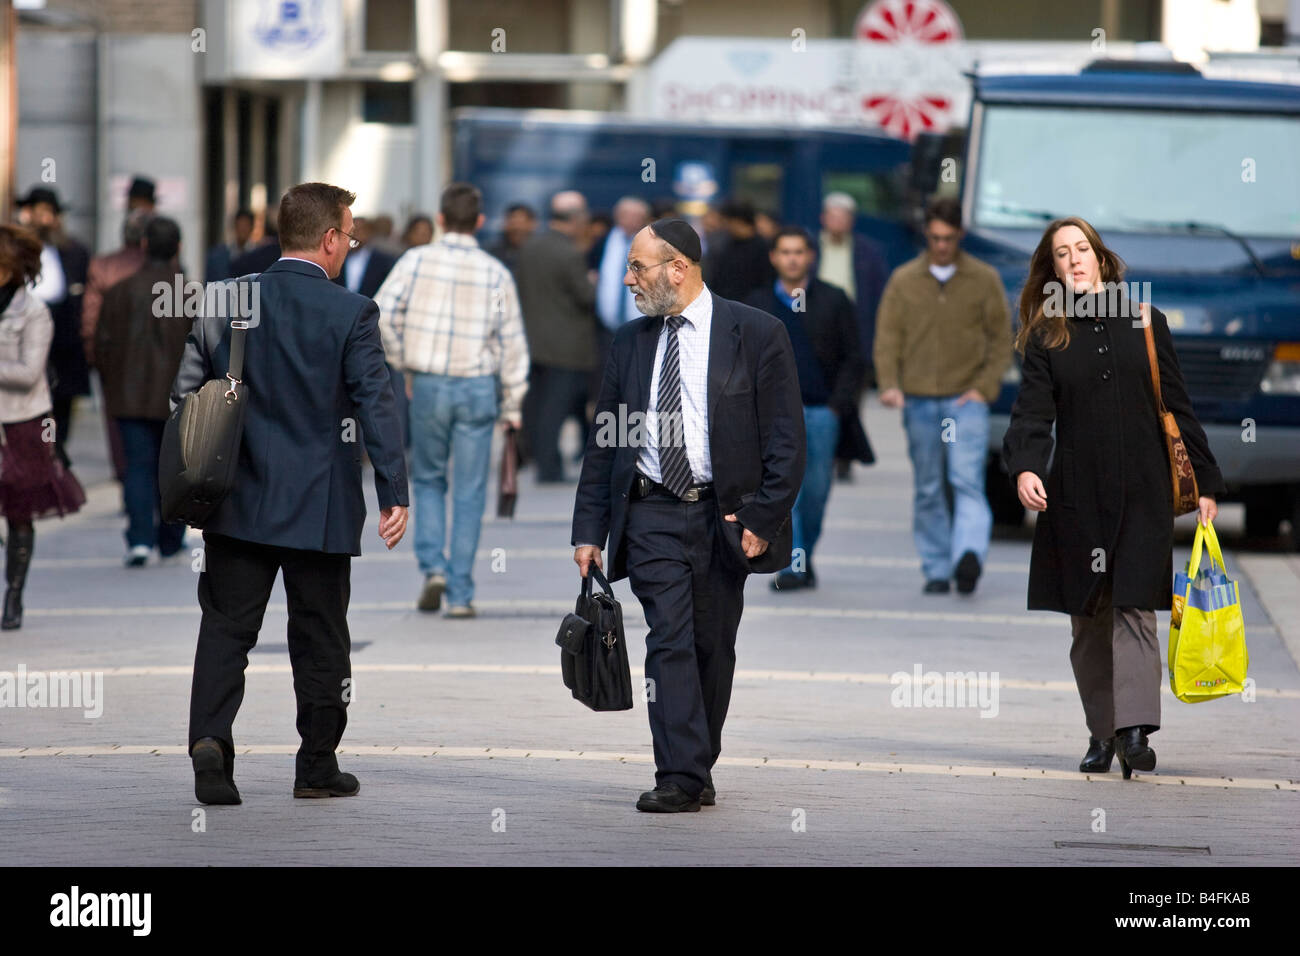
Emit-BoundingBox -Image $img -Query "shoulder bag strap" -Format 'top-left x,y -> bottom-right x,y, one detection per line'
1138,302 -> 1166,413
225,272 -> 259,388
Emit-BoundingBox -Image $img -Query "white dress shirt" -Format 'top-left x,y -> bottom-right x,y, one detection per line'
637,285 -> 713,484
31,244 -> 67,304
343,246 -> 372,293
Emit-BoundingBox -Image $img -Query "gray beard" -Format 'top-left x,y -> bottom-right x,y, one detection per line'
634,273 -> 675,316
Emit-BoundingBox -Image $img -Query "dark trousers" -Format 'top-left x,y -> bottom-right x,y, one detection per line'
116,417 -> 185,554
624,495 -> 748,796
188,532 -> 353,783
51,395 -> 73,467
522,363 -> 590,481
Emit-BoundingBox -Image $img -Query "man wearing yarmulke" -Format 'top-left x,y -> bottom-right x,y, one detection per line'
571,219 -> 806,812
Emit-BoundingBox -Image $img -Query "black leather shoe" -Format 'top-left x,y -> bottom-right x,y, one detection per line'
636,783 -> 700,812
293,771 -> 360,798
1079,736 -> 1115,773
955,551 -> 981,594
770,569 -> 810,592
700,775 -> 716,807
192,737 -> 241,805
1114,726 -> 1156,779
923,579 -> 951,594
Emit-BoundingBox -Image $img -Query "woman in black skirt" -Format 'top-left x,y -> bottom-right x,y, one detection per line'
1002,216 -> 1222,778
0,225 -> 85,629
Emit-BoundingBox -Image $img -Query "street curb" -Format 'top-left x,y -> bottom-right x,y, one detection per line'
1237,553 -> 1300,673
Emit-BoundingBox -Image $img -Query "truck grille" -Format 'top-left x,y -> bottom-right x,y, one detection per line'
1172,341 -> 1269,404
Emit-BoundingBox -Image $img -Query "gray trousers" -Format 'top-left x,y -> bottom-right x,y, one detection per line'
1068,576 -> 1161,739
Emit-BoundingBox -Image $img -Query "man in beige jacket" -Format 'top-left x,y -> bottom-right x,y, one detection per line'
874,197 -> 1011,595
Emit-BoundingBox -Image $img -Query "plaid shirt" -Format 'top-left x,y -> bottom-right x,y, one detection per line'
375,232 -> 529,419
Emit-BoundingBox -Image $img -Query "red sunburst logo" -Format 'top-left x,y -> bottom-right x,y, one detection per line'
854,0 -> 964,139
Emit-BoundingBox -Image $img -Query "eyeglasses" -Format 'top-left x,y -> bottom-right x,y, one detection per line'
326,226 -> 361,250
625,258 -> 676,277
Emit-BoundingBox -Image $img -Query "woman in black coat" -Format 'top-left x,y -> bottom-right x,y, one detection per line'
1002,216 -> 1224,778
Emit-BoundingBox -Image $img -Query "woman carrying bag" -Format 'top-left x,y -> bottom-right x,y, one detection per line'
0,225 -> 86,630
1003,216 -> 1223,778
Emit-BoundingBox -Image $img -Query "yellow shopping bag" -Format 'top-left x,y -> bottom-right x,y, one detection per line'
1169,520 -> 1249,703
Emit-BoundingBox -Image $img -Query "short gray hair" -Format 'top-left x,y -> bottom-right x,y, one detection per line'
822,191 -> 857,214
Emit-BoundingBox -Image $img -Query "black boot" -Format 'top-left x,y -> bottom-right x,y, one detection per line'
1079,736 -> 1115,773
2,526 -> 34,630
1114,725 -> 1156,779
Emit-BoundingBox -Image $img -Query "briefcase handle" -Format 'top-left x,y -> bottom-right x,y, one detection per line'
581,564 -> 615,599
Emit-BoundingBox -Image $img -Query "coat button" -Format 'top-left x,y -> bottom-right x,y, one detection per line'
1101,369 -> 1112,381
1093,323 -> 1104,333
1098,344 -> 1109,354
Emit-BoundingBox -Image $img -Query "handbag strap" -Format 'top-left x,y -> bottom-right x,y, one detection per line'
225,273 -> 259,385
1186,519 -> 1226,579
1138,303 -> 1168,414
581,564 -> 615,599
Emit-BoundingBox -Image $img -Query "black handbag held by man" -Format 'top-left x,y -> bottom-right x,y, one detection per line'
159,314 -> 251,527
555,565 -> 633,711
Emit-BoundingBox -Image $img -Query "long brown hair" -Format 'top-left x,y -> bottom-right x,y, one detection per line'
1014,216 -> 1126,353
0,224 -> 44,287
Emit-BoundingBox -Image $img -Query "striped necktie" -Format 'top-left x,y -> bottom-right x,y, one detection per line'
657,315 -> 695,497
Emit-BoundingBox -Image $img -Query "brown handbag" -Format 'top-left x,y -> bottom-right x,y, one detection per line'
1139,303 -> 1200,516
497,424 -> 520,518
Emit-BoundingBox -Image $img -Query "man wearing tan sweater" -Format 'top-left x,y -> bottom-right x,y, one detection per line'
874,198 -> 1010,595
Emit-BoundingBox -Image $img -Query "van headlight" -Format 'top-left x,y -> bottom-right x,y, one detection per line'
1260,344 -> 1300,395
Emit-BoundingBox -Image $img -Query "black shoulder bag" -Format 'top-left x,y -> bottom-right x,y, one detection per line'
555,565 -> 633,711
158,302 -> 252,527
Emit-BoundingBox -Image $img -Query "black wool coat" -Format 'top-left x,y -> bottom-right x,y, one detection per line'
1002,293 -> 1225,615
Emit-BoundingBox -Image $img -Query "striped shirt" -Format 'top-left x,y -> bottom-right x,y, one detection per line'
375,232 -> 529,419
637,286 -> 713,483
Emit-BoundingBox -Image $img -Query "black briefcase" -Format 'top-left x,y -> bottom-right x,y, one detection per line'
555,566 -> 633,711
158,317 -> 250,527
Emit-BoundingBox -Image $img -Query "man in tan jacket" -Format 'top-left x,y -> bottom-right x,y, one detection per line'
874,198 -> 1010,595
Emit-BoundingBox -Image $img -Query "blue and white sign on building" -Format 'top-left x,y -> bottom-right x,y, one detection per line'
227,0 -> 344,79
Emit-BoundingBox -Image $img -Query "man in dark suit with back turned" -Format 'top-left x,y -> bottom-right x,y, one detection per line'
572,219 -> 805,812
172,182 -> 410,806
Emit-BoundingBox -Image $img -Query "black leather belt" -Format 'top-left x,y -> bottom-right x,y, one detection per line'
632,473 -> 714,503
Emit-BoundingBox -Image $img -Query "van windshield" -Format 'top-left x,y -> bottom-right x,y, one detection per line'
972,103 -> 1300,238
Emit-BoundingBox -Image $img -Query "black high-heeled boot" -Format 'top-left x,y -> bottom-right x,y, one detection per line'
1079,736 -> 1115,773
1114,725 -> 1157,779
2,525 -> 34,630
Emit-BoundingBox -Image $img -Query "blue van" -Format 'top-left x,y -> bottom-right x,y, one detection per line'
940,60 -> 1300,547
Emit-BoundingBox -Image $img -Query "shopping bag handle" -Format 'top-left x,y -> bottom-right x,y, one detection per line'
1187,519 -> 1227,579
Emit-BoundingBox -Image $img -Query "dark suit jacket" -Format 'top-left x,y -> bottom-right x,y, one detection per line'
170,259 -> 409,555
816,234 -> 888,386
48,239 -> 91,399
513,228 -> 598,370
571,291 -> 806,581
333,246 -> 398,299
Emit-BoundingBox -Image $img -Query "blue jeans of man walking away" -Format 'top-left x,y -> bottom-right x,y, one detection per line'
117,417 -> 186,555
409,373 -> 498,607
786,404 -> 839,573
901,395 -> 992,582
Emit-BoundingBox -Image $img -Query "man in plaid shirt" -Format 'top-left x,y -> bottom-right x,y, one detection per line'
376,183 -> 529,618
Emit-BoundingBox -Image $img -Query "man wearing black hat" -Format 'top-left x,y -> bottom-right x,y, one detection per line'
571,219 -> 805,812
17,187 -> 90,467
126,176 -> 157,214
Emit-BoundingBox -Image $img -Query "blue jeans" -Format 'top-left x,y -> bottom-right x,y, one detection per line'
901,395 -> 992,581
117,417 -> 186,555
787,404 -> 839,572
409,374 -> 498,607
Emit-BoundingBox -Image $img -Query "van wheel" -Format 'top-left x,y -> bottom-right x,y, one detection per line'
986,457 -> 1025,528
